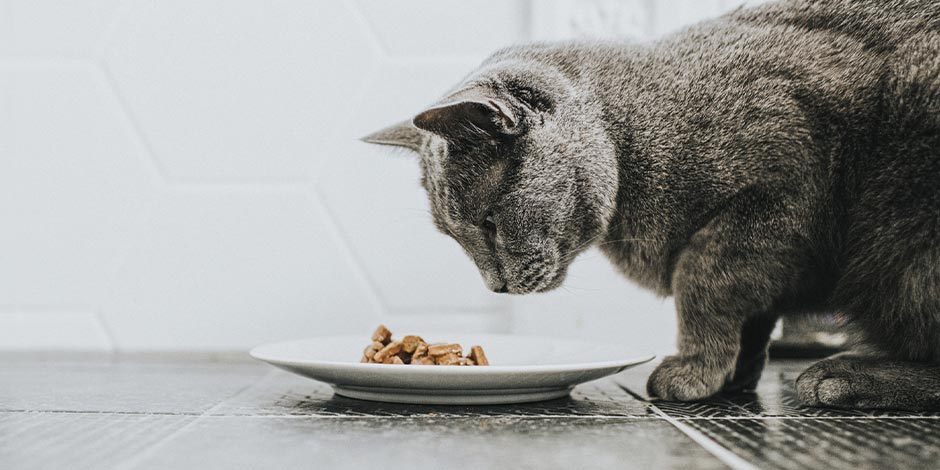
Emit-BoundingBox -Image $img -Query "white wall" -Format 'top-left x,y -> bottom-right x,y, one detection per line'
0,0 -> 766,353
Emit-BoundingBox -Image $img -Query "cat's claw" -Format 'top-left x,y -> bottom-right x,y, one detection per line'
646,355 -> 729,401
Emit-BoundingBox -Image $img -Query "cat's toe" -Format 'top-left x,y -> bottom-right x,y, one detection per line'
814,377 -> 858,407
796,361 -> 876,409
796,365 -> 827,405
647,355 -> 728,401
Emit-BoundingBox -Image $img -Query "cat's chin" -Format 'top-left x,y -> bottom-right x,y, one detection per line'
534,268 -> 567,293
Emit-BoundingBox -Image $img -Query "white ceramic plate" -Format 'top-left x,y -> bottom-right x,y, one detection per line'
250,334 -> 654,405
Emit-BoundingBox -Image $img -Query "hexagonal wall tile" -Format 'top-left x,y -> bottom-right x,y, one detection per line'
0,63 -> 156,306
100,190 -> 381,350
317,60 -> 509,313
0,0 -> 122,57
355,0 -> 528,58
103,0 -> 376,182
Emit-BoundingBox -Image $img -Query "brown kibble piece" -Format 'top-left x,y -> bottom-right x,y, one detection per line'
412,343 -> 429,360
401,335 -> 424,353
373,340 -> 402,362
468,345 -> 489,366
359,326 -> 489,366
362,341 -> 385,363
428,343 -> 462,357
371,324 -> 392,344
435,352 -> 461,366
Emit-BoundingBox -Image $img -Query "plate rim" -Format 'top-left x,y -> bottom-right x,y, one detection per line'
249,334 -> 656,374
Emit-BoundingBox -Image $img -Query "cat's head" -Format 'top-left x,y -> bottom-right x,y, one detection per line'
364,57 -> 618,294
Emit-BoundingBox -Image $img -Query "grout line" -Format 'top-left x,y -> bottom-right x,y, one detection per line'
0,58 -> 92,67
95,60 -> 169,188
0,304 -> 94,312
0,408 -> 657,420
305,185 -> 390,318
650,404 -> 759,470
645,415 -> 940,420
613,380 -> 760,469
346,0 -> 390,57
111,374 -> 273,470
91,311 -> 118,354
378,55 -> 485,67
197,414 -> 659,419
7,408 -> 936,420
111,415 -> 201,470
385,307 -> 509,316
159,181 -> 310,192
2,410 -> 658,420
1,409 -> 204,417
92,0 -> 130,60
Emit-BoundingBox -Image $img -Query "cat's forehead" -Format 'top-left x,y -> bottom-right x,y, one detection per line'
422,146 -> 508,222
462,58 -> 570,100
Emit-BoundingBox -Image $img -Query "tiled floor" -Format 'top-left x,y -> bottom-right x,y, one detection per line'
2,356 -> 938,470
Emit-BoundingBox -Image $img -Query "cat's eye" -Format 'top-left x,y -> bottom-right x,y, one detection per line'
507,82 -> 552,112
481,214 -> 497,239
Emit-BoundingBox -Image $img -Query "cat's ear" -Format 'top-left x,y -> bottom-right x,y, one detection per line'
361,120 -> 426,153
413,92 -> 522,141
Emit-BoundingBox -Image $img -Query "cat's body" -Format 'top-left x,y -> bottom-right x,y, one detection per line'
366,0 -> 940,410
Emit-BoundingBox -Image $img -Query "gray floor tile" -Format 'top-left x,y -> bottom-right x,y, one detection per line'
125,416 -> 727,470
5,355 -> 938,470
0,358 -> 267,414
0,412 -> 194,470
679,417 -> 940,470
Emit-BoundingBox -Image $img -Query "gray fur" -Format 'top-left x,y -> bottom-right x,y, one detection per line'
365,0 -> 940,411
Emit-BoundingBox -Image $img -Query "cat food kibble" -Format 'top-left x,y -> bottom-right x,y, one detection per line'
468,345 -> 489,366
371,324 -> 392,344
428,343 -> 462,357
360,341 -> 385,363
401,335 -> 424,353
359,325 -> 489,366
372,340 -> 402,363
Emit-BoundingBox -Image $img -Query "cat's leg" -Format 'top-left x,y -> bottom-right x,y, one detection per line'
797,355 -> 940,411
797,246 -> 940,410
647,190 -> 807,401
724,314 -> 779,393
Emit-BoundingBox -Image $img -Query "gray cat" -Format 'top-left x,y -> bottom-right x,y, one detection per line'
364,0 -> 940,411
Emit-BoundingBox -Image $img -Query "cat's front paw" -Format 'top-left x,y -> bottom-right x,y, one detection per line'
796,358 -> 879,409
646,355 -> 729,401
